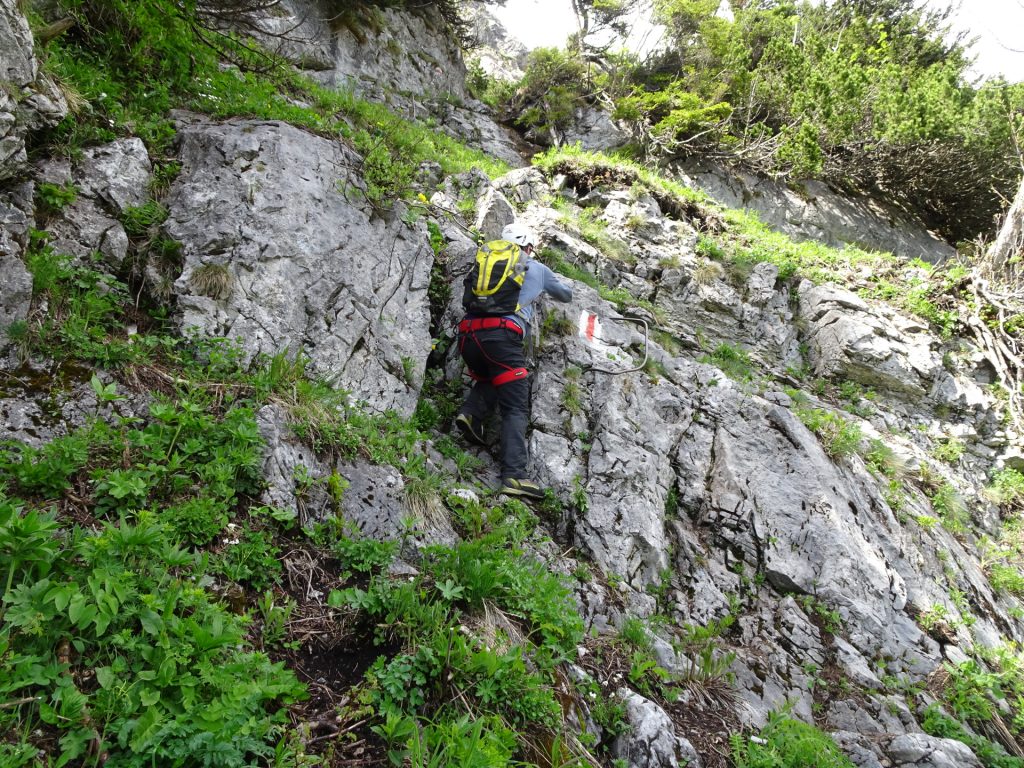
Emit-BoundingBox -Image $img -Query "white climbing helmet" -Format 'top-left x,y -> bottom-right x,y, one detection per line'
501,222 -> 537,249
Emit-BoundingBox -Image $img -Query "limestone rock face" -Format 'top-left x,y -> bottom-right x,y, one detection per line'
0,0 -> 67,180
464,2 -> 529,81
562,106 -> 631,153
163,118 -> 432,414
0,0 -> 68,361
800,282 -> 941,398
885,733 -> 984,768
0,182 -> 33,363
242,0 -> 525,167
420,167 -> 1022,766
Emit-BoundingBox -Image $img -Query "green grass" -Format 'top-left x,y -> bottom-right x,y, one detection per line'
794,407 -> 863,459
700,342 -> 755,383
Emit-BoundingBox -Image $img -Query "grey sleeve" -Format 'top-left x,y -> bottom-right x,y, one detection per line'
540,263 -> 573,303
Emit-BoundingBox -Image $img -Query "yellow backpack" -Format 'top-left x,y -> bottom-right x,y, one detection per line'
461,239 -> 526,316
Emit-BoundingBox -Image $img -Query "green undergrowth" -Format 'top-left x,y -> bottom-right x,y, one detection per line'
921,649 -> 1024,768
328,494 -> 587,766
40,0 -> 506,206
533,146 -> 962,338
0,360 -> 309,764
731,708 -> 855,768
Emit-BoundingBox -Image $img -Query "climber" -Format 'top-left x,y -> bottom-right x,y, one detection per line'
455,222 -> 573,500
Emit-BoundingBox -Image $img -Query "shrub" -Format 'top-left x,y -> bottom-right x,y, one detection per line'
731,710 -> 855,768
988,469 -> 1024,510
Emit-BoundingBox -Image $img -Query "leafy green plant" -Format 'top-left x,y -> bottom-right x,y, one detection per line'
23,245 -> 142,365
798,595 -> 842,635
1,511 -> 304,764
328,522 -> 585,759
987,469 -> 1024,510
922,706 -> 1024,768
0,497 -> 59,615
213,526 -> 282,590
35,182 -> 78,215
932,437 -> 965,464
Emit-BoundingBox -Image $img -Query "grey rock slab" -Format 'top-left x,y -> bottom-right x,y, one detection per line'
562,106 -> 631,153
257,404 -> 332,524
43,196 -> 130,268
1,0 -> 35,87
831,731 -> 886,768
0,248 -> 31,349
339,460 -> 457,550
800,282 -> 942,399
436,101 -> 525,167
312,3 -> 468,103
164,118 -> 432,415
886,732 -> 982,768
33,139 -> 151,270
0,181 -> 33,359
610,689 -> 683,768
0,0 -> 66,180
76,138 -> 152,213
0,0 -> 35,178
465,3 -> 528,81
473,186 -> 515,240
493,167 -> 549,207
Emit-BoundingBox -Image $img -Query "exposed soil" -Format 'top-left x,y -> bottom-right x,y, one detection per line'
252,541 -> 394,767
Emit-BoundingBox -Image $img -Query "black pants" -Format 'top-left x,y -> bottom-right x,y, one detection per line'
458,327 -> 530,480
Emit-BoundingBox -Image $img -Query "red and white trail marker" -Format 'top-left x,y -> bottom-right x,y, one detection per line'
578,310 -> 615,356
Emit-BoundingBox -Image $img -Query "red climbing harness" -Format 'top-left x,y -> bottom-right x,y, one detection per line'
458,317 -> 529,387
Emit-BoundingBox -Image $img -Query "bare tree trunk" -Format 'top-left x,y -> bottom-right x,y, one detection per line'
967,173 -> 1024,435
982,173 -> 1024,289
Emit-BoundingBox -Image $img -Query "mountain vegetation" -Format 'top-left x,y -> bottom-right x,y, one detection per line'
501,0 -> 1024,244
2,0 -> 1024,766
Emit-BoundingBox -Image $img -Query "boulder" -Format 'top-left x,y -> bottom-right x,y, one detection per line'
34,139 -> 152,270
885,732 -> 983,768
163,117 -> 432,415
800,282 -> 940,399
610,689 -> 686,768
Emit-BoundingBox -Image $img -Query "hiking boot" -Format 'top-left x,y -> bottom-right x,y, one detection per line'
500,478 -> 546,500
454,413 -> 487,446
